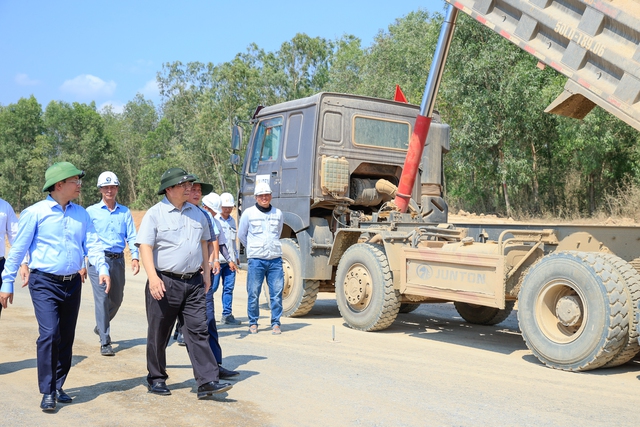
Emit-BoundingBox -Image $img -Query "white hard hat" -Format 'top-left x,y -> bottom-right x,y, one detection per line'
97,171 -> 119,187
254,182 -> 272,196
202,193 -> 222,214
220,192 -> 235,207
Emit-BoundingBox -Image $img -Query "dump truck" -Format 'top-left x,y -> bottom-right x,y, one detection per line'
230,0 -> 640,372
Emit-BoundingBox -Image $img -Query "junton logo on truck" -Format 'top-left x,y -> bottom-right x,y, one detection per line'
415,263 -> 487,285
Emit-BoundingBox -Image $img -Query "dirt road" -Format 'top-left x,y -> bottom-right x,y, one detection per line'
2,267 -> 640,427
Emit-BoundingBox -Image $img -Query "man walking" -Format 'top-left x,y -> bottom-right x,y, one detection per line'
136,167 -> 232,398
213,192 -> 240,325
175,178 -> 238,380
0,162 -> 110,412
238,182 -> 284,335
0,196 -> 18,319
87,171 -> 140,356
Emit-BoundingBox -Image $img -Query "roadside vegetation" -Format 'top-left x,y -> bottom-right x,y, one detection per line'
1,11 -> 639,221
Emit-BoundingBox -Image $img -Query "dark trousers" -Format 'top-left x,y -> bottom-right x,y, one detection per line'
0,257 -> 4,319
175,272 -> 222,364
205,273 -> 222,364
29,272 -> 82,394
145,272 -> 219,386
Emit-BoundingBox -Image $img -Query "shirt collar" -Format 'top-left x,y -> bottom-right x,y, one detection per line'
45,195 -> 73,211
99,199 -> 121,211
161,196 -> 193,213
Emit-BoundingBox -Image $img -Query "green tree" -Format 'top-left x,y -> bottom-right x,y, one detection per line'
0,96 -> 44,210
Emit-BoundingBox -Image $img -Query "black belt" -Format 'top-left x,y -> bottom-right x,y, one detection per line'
31,269 -> 78,282
105,251 -> 124,259
158,270 -> 200,280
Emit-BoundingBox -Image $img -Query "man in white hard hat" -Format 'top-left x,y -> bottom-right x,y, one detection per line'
86,171 -> 140,356
213,192 -> 240,325
238,182 -> 284,335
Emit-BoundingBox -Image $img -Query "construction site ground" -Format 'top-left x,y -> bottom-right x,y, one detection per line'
2,265 -> 640,427
2,211 -> 640,426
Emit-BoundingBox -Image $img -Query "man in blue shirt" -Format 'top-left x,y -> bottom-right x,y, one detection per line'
0,162 -> 110,412
0,196 -> 18,319
87,171 -> 140,357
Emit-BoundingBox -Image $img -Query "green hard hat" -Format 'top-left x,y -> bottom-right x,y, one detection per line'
157,167 -> 196,195
42,162 -> 85,192
191,175 -> 213,196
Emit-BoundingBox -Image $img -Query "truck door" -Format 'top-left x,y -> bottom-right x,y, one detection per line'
242,116 -> 283,202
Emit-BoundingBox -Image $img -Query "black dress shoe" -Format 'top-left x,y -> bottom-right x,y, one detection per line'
218,366 -> 239,379
55,389 -> 73,403
40,393 -> 56,412
196,381 -> 232,399
147,381 -> 171,396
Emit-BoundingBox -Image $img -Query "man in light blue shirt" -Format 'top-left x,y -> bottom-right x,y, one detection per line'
0,162 -> 110,412
87,171 -> 140,357
0,196 -> 18,319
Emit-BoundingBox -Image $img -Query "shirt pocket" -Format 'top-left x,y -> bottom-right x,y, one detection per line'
268,218 -> 280,234
249,219 -> 263,235
158,225 -> 181,245
191,222 -> 204,240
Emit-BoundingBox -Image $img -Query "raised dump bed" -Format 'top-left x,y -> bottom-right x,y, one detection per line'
446,0 -> 640,130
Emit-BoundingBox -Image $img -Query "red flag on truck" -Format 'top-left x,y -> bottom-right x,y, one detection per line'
394,85 -> 408,103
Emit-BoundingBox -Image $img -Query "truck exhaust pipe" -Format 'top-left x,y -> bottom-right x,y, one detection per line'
394,5 -> 458,213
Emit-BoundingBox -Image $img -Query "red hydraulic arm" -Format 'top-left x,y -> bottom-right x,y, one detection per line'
394,5 -> 459,212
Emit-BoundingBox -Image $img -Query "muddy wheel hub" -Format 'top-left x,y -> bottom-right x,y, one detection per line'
343,264 -> 372,312
556,295 -> 583,327
282,259 -> 294,299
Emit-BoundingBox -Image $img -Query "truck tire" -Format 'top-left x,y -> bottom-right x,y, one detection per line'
453,301 -> 515,325
399,303 -> 421,314
600,254 -> 640,367
281,238 -> 319,317
335,243 -> 400,331
517,251 -> 629,371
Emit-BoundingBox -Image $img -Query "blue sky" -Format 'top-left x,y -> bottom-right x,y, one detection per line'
0,0 -> 447,112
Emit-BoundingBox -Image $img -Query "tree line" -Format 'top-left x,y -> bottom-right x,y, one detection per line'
1,11 -> 638,218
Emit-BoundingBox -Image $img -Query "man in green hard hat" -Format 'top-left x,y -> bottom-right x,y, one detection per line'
136,167 -> 232,399
1,161 -> 110,412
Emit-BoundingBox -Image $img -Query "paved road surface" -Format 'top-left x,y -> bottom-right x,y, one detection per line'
1,268 -> 639,426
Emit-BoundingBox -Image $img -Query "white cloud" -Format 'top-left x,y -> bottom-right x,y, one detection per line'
139,79 -> 160,100
60,74 -> 116,99
99,101 -> 125,114
15,73 -> 40,86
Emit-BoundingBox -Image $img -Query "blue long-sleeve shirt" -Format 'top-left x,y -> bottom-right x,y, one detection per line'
0,196 -> 109,293
86,200 -> 139,259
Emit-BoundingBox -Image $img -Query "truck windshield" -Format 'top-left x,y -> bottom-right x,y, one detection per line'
249,116 -> 283,173
353,116 -> 410,150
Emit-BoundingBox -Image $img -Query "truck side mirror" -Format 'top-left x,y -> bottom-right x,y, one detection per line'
230,153 -> 241,165
231,126 -> 242,151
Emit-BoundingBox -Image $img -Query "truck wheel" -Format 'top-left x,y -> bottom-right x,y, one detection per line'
600,254 -> 640,367
518,251 -> 629,371
453,301 -> 515,325
335,243 -> 400,331
281,238 -> 319,317
399,303 -> 421,314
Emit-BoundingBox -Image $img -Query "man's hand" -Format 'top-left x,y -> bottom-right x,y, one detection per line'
148,275 -> 166,300
131,259 -> 140,276
78,267 -> 88,283
211,261 -> 221,275
100,275 -> 111,294
19,264 -> 29,287
0,292 -> 13,309
229,261 -> 238,272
